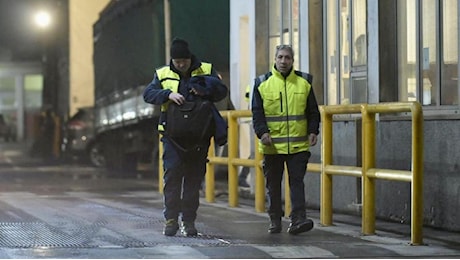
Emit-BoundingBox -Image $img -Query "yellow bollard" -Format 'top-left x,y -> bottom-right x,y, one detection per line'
206,138 -> 216,203
411,102 -> 424,245
227,111 -> 239,207
320,111 -> 333,226
158,134 -> 164,193
254,139 -> 265,213
362,106 -> 376,235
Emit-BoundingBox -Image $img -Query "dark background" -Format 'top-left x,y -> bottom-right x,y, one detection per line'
0,0 -> 58,62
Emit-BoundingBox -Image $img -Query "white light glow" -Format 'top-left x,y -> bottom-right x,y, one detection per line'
34,11 -> 51,29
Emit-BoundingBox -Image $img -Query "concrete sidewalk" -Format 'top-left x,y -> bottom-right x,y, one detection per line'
207,189 -> 460,257
1,140 -> 460,258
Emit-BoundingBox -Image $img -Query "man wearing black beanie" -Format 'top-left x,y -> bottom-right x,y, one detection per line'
143,37 -> 228,237
170,38 -> 192,59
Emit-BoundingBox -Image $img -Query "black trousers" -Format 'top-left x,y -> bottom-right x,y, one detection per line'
263,151 -> 311,219
161,137 -> 209,222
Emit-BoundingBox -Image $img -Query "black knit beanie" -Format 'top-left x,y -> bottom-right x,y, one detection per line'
170,38 -> 192,59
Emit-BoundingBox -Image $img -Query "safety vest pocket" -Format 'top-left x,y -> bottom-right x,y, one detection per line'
263,92 -> 282,115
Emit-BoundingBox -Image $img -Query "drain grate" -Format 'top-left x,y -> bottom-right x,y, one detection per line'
0,222 -> 93,248
0,220 -> 236,248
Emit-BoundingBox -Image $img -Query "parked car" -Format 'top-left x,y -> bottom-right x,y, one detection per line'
0,114 -> 16,142
60,107 -> 105,167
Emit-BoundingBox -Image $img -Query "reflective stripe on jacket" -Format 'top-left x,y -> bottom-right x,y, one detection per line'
156,62 -> 212,131
256,66 -> 313,154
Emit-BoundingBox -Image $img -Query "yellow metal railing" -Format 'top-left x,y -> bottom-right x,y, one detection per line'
158,110 -> 321,215
206,110 -> 267,212
207,110 -> 321,215
320,102 -> 424,245
157,102 -> 423,245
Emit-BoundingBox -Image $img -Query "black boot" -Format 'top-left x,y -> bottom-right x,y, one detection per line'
181,221 -> 198,237
163,219 -> 179,236
268,216 -> 282,234
287,214 -> 314,235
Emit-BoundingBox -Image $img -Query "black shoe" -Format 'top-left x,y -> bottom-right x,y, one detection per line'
287,218 -> 314,235
182,221 -> 198,236
268,218 -> 282,234
163,219 -> 179,236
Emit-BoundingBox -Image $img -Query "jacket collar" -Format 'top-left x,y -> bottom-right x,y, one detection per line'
272,64 -> 294,79
169,55 -> 202,76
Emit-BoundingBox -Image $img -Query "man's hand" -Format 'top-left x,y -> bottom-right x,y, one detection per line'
169,92 -> 185,105
189,85 -> 208,96
309,133 -> 318,146
260,133 -> 272,146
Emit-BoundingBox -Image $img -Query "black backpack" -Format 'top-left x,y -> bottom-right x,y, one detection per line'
165,99 -> 214,140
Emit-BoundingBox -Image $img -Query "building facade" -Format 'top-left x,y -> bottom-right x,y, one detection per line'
230,0 -> 460,231
68,0 -> 110,116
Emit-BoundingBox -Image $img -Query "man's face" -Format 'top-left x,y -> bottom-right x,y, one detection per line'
275,49 -> 293,75
172,58 -> 192,74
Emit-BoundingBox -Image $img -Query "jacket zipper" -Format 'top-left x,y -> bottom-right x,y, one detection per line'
280,92 -> 283,113
283,83 -> 291,153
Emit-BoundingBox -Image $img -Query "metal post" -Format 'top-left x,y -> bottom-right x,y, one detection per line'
362,105 -> 376,235
158,134 -> 164,193
206,138 -> 216,203
163,0 -> 171,63
411,102 -> 424,245
254,136 -> 265,212
227,111 -> 239,207
320,108 -> 333,226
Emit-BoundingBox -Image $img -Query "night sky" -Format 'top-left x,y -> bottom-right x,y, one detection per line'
0,0 -> 52,61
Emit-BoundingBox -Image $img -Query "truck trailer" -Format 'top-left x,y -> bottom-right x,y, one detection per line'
92,0 -> 230,175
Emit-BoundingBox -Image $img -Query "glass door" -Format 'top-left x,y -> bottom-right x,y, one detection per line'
349,0 -> 367,103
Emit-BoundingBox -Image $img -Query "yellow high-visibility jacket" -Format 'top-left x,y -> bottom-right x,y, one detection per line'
252,65 -> 319,154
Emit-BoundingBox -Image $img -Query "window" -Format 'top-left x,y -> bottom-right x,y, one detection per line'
325,0 -> 366,105
24,74 -> 44,109
0,77 -> 16,109
400,0 -> 459,107
350,0 -> 367,103
340,0 -> 351,104
422,0 -> 437,105
351,0 -> 366,68
326,0 -> 339,105
441,0 -> 458,105
398,0 -> 417,102
268,0 -> 300,70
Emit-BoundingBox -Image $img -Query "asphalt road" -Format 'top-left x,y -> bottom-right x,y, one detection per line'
0,141 -> 459,259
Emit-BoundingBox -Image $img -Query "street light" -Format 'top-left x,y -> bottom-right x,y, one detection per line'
34,10 -> 52,29
32,9 -> 52,66
32,8 -> 56,114
33,7 -> 61,159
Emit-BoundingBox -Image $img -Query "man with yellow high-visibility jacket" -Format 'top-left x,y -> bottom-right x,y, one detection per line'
251,45 -> 320,235
143,38 -> 227,237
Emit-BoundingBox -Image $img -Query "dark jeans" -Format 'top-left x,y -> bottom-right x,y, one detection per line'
263,151 -> 311,219
161,137 -> 209,222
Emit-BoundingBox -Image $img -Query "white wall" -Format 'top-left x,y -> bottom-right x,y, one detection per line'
68,0 -> 110,116
230,1 -> 257,179
230,1 -> 256,110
